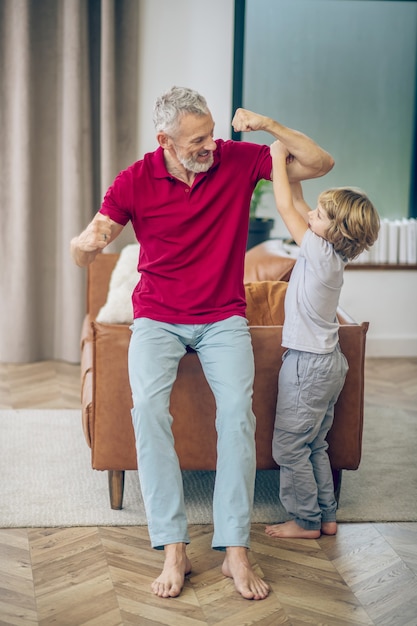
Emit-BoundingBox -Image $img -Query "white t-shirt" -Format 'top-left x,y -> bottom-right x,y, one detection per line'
282,229 -> 347,354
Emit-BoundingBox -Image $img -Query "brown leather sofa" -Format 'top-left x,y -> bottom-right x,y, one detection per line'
80,240 -> 368,510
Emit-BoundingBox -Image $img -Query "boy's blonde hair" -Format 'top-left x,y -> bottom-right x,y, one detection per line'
318,187 -> 380,260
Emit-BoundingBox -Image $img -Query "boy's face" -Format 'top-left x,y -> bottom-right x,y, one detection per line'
308,203 -> 331,240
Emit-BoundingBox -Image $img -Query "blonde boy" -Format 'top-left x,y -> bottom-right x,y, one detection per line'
265,140 -> 380,539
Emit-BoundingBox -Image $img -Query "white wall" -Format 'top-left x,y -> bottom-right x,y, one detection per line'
137,0 -> 235,156
242,0 -> 417,221
340,270 -> 417,358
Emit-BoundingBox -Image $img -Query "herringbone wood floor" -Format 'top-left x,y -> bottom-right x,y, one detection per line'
0,358 -> 416,626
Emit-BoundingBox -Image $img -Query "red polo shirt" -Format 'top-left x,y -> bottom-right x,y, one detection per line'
100,139 -> 271,324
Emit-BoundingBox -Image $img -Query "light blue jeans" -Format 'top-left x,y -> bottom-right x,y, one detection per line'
272,345 -> 349,530
128,316 -> 256,550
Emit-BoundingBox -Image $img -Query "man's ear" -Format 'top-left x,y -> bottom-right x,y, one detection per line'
157,132 -> 171,149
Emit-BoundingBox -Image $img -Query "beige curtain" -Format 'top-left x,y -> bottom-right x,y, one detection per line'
0,0 -> 138,363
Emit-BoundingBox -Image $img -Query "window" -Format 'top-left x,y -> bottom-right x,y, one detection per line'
233,0 -> 417,219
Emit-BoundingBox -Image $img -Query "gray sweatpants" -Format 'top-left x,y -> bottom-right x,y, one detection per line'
272,345 -> 349,530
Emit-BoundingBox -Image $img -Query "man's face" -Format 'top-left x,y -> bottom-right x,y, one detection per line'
169,113 -> 217,173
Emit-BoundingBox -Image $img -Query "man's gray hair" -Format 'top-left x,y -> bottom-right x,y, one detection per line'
153,86 -> 209,134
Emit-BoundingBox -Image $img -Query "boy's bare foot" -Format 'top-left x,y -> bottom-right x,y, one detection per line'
221,546 -> 269,600
265,519 -> 320,539
151,543 -> 192,598
321,521 -> 337,535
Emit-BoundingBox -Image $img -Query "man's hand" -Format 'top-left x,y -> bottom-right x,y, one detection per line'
70,213 -> 121,267
231,108 -> 269,133
76,214 -> 112,253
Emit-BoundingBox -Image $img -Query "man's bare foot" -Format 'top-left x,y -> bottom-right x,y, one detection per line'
221,546 -> 269,600
265,519 -> 320,539
321,521 -> 337,535
151,543 -> 192,598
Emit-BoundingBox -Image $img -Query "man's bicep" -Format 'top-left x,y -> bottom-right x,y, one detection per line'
286,151 -> 334,182
286,159 -> 320,183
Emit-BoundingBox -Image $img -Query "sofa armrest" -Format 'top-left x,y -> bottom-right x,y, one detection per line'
87,253 -> 119,318
328,321 -> 369,469
91,321 -> 137,471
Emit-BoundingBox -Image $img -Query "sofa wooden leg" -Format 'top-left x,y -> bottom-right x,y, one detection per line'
108,470 -> 125,510
332,468 -> 342,505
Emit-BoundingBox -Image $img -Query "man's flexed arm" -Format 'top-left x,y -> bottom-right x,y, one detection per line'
231,108 -> 334,182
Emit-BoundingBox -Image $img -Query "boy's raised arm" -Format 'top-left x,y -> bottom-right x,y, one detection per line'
270,140 -> 309,247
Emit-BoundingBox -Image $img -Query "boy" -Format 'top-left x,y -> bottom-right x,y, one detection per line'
265,139 -> 380,539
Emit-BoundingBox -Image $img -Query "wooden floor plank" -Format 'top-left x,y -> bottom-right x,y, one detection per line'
28,528 -> 122,626
0,529 -> 37,626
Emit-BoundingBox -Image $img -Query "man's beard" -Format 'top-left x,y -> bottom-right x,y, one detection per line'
177,150 -> 214,173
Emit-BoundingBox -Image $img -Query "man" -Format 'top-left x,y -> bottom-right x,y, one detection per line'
71,86 -> 334,600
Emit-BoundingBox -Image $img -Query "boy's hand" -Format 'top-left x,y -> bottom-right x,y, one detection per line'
270,139 -> 290,159
231,108 -> 268,133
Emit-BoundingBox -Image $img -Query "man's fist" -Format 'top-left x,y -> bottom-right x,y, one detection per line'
78,214 -> 112,252
231,108 -> 267,133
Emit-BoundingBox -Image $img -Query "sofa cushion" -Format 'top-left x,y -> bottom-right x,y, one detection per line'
96,244 -> 140,324
244,281 -> 288,326
244,240 -> 296,283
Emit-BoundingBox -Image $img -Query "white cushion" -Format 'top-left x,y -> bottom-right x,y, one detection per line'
96,244 -> 140,324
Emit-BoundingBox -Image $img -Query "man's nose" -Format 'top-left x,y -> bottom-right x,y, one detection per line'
205,137 -> 217,151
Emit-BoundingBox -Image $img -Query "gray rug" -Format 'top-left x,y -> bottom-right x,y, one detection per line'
0,407 -> 416,527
